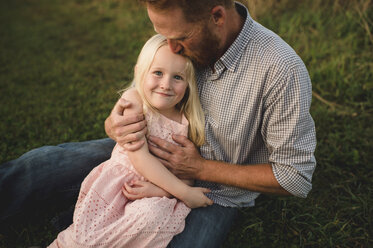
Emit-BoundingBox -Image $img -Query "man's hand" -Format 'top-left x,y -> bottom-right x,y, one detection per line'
122,180 -> 172,200
147,134 -> 205,180
105,97 -> 147,151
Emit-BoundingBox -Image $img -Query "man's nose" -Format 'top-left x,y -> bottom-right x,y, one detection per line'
167,39 -> 183,54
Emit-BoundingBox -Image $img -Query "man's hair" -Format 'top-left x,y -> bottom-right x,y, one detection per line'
139,0 -> 234,23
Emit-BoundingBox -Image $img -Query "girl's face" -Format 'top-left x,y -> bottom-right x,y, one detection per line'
144,45 -> 189,115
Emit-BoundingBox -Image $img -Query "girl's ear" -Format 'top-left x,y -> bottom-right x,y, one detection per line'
131,65 -> 139,87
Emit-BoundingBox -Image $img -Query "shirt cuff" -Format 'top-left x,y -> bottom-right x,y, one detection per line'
271,163 -> 312,198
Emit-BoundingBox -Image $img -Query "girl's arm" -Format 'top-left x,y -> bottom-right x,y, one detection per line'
122,178 -> 193,200
122,88 -> 212,208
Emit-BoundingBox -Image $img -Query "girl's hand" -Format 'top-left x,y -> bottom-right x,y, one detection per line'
181,187 -> 213,209
122,180 -> 171,200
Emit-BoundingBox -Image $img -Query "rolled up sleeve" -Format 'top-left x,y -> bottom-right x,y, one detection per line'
263,61 -> 317,198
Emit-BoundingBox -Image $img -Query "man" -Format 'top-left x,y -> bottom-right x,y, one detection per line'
105,0 -> 316,247
0,0 -> 316,247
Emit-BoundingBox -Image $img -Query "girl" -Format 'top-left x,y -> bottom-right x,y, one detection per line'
49,34 -> 212,248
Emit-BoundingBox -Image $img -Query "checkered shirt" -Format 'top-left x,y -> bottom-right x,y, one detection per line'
194,2 -> 317,207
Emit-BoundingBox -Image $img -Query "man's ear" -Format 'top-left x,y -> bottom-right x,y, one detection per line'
210,6 -> 226,26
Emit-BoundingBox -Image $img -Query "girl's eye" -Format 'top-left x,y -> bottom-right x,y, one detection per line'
154,71 -> 162,76
174,75 -> 183,80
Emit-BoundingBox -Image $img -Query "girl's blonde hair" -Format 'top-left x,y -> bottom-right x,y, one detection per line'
132,34 -> 205,146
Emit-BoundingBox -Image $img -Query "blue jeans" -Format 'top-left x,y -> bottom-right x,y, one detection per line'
0,138 -> 115,222
0,138 -> 239,246
168,204 -> 239,248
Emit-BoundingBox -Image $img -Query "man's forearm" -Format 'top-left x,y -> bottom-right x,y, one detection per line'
197,160 -> 291,196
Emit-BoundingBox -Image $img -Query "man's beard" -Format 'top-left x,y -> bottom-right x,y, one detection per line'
185,26 -> 221,70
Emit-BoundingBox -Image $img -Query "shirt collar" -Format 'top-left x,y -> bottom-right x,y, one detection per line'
219,2 -> 254,73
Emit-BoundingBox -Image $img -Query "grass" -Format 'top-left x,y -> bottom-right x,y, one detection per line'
0,0 -> 372,247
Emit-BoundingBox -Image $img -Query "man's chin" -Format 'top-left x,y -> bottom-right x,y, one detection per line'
190,57 -> 210,70
184,52 -> 214,69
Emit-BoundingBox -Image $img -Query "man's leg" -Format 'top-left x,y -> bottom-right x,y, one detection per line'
168,204 -> 239,248
0,138 -> 115,223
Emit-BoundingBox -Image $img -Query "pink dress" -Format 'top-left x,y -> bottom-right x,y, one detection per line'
49,110 -> 191,248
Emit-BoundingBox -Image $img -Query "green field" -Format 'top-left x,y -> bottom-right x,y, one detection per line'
0,0 -> 372,247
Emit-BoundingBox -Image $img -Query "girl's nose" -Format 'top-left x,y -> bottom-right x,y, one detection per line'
167,39 -> 183,54
160,77 -> 171,89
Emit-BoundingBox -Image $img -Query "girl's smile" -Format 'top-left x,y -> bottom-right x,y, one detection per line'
154,91 -> 174,97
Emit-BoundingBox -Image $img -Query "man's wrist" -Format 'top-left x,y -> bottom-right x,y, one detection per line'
195,157 -> 208,181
